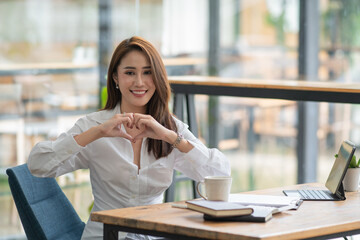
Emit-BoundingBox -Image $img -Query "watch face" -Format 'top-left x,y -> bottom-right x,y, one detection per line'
172,134 -> 183,148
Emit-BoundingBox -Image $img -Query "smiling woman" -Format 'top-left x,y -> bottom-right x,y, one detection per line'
112,50 -> 157,170
104,37 -> 179,159
26,36 -> 231,240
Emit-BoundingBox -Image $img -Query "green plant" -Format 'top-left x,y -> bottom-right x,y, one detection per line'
335,154 -> 360,168
88,201 -> 94,213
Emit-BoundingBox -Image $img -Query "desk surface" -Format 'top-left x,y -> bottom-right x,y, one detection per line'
168,75 -> 360,104
91,183 -> 360,240
169,75 -> 360,93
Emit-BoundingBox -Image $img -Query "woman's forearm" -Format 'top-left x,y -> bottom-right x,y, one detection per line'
74,126 -> 103,147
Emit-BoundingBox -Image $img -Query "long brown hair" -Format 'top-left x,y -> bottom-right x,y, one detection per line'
104,36 -> 177,159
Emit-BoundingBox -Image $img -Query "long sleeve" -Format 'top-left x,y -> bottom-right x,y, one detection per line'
172,119 -> 231,182
27,120 -> 88,178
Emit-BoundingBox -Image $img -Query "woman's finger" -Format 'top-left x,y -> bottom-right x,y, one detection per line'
115,113 -> 133,129
120,132 -> 133,141
132,132 -> 146,142
133,114 -> 152,129
136,118 -> 151,131
123,117 -> 133,129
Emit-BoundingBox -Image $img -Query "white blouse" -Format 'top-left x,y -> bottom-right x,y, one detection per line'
27,104 -> 231,240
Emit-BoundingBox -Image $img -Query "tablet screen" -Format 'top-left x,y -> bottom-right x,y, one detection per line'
325,140 -> 356,194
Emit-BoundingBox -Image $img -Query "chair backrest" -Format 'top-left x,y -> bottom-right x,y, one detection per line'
6,164 -> 85,240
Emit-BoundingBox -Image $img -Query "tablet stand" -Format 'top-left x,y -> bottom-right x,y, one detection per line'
336,182 -> 346,200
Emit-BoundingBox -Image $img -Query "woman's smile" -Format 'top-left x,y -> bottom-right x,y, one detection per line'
130,89 -> 148,97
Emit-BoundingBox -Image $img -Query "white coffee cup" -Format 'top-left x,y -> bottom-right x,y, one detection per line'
196,176 -> 232,201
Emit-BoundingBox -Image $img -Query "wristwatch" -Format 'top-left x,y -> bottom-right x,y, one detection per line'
172,133 -> 183,148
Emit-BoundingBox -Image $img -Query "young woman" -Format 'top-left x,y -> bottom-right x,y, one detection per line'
28,36 -> 231,240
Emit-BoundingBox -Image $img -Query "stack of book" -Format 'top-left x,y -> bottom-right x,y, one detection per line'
185,194 -> 302,222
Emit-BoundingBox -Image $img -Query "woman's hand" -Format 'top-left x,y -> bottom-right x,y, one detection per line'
131,113 -> 173,143
131,113 -> 194,152
98,113 -> 134,141
74,113 -> 134,147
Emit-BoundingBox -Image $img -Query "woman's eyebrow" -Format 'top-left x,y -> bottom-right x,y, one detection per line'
123,66 -> 151,69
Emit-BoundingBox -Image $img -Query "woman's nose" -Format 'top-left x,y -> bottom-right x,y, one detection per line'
134,74 -> 143,86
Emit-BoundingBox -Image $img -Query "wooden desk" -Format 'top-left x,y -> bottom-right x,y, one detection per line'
91,183 -> 360,240
168,75 -> 360,104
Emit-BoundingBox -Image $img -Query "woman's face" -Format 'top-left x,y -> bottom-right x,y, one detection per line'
114,50 -> 155,113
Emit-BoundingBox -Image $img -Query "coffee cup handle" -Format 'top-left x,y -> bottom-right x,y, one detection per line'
196,181 -> 207,200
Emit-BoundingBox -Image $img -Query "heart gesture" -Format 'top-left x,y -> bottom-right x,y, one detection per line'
99,113 -> 171,143
131,113 -> 170,142
98,113 -> 135,141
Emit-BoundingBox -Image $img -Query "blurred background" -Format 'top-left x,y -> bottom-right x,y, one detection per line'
1,0 -> 360,239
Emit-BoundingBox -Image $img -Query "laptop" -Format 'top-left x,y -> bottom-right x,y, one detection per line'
283,140 -> 356,201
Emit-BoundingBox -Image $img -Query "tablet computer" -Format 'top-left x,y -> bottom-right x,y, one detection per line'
283,140 -> 356,201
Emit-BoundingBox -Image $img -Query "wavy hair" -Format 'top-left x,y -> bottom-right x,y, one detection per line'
104,36 -> 177,159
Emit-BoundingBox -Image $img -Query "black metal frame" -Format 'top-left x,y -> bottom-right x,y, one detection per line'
103,224 -> 203,240
164,94 -> 200,203
171,84 -> 360,104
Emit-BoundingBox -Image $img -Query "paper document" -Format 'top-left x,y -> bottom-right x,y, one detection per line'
229,193 -> 301,208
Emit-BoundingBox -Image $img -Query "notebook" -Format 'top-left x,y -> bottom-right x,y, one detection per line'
203,205 -> 274,222
203,204 -> 296,223
185,199 -> 254,217
283,140 -> 356,201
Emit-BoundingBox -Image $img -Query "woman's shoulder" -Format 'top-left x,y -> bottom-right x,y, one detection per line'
85,109 -> 106,119
77,108 -> 116,125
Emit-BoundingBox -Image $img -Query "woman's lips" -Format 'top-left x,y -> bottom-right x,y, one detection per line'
130,90 -> 147,96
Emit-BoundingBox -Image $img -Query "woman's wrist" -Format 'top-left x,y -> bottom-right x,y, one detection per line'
164,130 -> 178,145
164,130 -> 193,152
171,133 -> 183,148
95,125 -> 107,138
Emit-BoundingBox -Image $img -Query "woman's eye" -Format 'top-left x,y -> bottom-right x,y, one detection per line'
144,71 -> 152,75
125,72 -> 135,75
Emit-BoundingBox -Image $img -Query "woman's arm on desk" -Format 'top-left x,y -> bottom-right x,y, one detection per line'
171,118 -> 231,181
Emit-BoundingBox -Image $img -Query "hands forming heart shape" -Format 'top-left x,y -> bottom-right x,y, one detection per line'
101,112 -> 168,143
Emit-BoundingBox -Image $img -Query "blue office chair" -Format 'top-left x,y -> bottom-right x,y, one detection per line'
6,164 -> 85,240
